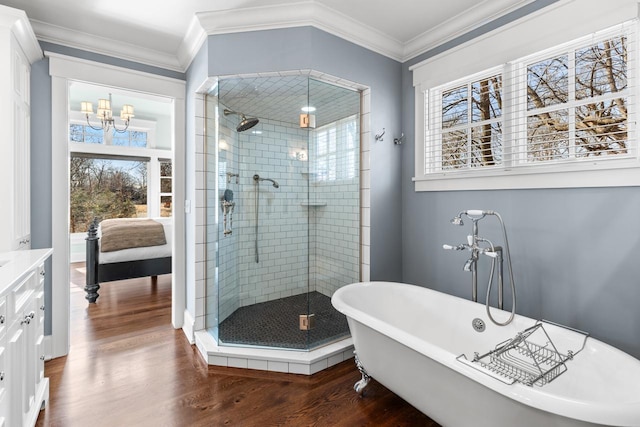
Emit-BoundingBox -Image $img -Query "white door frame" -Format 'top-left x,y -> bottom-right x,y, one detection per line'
47,53 -> 186,358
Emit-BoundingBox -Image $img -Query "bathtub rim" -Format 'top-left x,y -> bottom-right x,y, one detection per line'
332,281 -> 640,427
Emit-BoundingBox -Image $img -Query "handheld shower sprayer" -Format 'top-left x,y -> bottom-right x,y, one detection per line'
450,210 -> 496,226
444,209 -> 517,326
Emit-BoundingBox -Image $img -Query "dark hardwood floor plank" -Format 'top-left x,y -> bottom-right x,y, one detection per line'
36,263 -> 438,426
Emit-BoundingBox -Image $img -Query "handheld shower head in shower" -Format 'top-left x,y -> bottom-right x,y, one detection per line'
224,108 -> 260,132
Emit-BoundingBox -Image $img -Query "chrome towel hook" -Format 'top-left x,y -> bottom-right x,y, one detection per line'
374,128 -> 385,141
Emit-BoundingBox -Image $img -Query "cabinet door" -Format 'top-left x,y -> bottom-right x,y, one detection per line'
7,320 -> 25,427
34,289 -> 45,386
11,34 -> 30,250
0,334 -> 6,427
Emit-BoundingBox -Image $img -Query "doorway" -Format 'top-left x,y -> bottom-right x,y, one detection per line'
48,54 -> 186,358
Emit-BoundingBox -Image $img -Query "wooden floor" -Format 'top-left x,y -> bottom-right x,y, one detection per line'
36,263 -> 438,427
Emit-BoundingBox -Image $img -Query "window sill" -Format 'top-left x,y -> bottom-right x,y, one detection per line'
413,161 -> 640,191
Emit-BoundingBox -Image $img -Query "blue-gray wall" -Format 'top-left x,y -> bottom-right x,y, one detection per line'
400,0 -> 640,358
32,2 -> 640,361
204,26 -> 404,281
30,43 -> 185,334
208,27 -> 402,281
30,57 -> 53,334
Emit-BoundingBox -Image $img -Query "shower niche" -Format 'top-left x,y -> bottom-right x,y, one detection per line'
205,73 -> 361,352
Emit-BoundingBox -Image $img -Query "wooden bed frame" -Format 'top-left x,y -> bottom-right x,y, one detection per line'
84,219 -> 172,303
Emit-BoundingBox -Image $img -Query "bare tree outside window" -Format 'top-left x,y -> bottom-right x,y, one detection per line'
69,157 -> 148,232
527,36 -> 627,161
441,76 -> 502,169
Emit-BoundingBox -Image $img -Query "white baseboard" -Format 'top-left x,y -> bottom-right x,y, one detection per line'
44,335 -> 54,361
182,309 -> 195,344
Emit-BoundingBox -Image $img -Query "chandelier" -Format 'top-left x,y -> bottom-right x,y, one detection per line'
80,93 -> 134,133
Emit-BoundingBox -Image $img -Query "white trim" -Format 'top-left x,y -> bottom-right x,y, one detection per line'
182,308 -> 195,344
178,16 -> 208,72
411,0 -> 638,84
402,0 -> 537,61
414,163 -> 640,191
195,331 -> 354,375
196,2 -> 403,61
0,4 -> 42,63
412,0 -> 640,191
31,19 -> 183,72
47,53 -> 186,358
19,1 -> 549,71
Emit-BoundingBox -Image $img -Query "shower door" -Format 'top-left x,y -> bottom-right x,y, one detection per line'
207,74 -> 360,351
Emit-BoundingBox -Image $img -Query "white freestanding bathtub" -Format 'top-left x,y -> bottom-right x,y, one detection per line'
331,281 -> 640,427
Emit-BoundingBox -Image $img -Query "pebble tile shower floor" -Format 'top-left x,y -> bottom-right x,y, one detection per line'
218,291 -> 350,349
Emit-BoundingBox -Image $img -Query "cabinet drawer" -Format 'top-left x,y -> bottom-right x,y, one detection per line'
37,263 -> 45,286
0,298 -> 5,338
10,271 -> 36,316
35,289 -> 45,329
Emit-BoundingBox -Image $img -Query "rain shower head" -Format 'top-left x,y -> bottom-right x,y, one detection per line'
224,108 -> 259,132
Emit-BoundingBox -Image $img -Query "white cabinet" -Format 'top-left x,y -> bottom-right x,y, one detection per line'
0,249 -> 52,427
0,5 -> 42,252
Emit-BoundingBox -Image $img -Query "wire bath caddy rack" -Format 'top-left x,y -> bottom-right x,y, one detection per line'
458,320 -> 590,387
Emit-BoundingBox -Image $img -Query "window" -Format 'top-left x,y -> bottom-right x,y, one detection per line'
525,36 -> 628,163
159,159 -> 172,217
70,123 -> 149,148
70,124 -> 104,144
69,157 -> 148,232
436,72 -> 503,171
69,115 -> 169,225
113,130 -> 148,147
313,115 -> 359,182
426,25 -> 633,179
412,1 -> 640,191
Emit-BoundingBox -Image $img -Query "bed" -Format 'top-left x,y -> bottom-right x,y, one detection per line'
85,217 -> 172,303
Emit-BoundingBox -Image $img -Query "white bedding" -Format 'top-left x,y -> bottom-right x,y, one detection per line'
98,217 -> 173,264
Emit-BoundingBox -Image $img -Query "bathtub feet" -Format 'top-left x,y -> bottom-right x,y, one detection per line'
353,352 -> 371,395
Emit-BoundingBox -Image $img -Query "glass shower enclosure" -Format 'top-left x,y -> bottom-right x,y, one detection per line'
205,74 -> 361,350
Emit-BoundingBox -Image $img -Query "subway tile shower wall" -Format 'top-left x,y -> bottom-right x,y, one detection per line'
212,110 -> 360,322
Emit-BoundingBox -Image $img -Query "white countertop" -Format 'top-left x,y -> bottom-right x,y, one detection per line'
0,248 -> 53,297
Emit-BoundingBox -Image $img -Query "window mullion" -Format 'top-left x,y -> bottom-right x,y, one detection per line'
568,48 -> 576,160
467,82 -> 472,168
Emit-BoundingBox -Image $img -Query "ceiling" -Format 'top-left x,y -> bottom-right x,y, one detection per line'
218,74 -> 360,127
0,0 -> 537,72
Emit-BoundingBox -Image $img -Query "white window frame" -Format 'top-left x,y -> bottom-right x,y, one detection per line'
411,0 -> 640,191
69,111 -> 169,218
312,114 -> 359,183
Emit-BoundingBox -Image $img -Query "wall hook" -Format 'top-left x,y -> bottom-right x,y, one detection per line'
375,128 -> 385,141
394,133 -> 405,145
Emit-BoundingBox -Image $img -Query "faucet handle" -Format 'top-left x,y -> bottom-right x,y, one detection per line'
484,251 -> 499,258
443,244 -> 465,250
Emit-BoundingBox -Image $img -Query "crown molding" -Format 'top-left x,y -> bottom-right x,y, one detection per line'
0,4 -> 42,63
195,1 -> 405,61
31,19 -> 184,72
402,0 -> 537,61
23,0 -> 546,72
178,15 -> 208,71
